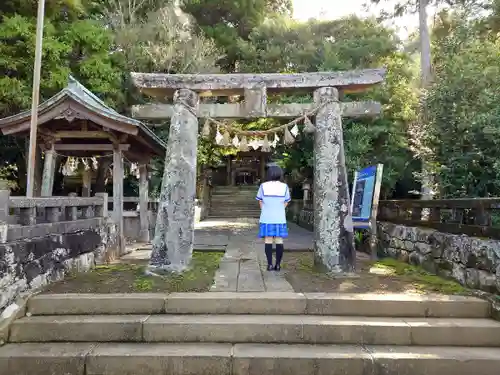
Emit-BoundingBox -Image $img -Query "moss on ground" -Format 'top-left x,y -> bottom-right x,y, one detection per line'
43,252 -> 223,294
372,258 -> 470,295
283,252 -> 470,295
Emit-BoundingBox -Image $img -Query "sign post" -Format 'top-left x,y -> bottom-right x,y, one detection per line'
26,0 -> 46,197
350,164 -> 384,259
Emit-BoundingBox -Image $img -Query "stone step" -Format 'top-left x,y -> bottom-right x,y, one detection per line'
210,199 -> 258,204
208,214 -> 259,220
209,210 -> 260,216
214,186 -> 258,191
9,314 -> 500,346
209,207 -> 260,211
211,194 -> 257,199
1,342 -> 500,375
210,206 -> 259,211
26,293 -> 491,318
213,188 -> 257,192
209,215 -> 260,219
212,190 -> 257,194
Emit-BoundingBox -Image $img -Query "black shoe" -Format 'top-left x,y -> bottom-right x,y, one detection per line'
267,264 -> 274,271
274,265 -> 281,271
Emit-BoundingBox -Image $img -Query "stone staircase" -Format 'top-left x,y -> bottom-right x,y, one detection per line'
209,185 -> 261,218
2,292 -> 500,374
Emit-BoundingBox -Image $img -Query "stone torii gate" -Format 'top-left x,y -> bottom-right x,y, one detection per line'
131,70 -> 386,273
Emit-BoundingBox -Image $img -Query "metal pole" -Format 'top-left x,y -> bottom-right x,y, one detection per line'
26,0 -> 46,197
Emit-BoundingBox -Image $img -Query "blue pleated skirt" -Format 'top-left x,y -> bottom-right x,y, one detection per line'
258,223 -> 288,238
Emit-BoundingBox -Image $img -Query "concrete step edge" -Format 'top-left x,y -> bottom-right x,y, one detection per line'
26,292 -> 491,318
1,342 -> 500,375
9,315 -> 500,346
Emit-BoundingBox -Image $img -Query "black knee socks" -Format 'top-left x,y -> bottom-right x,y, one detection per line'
275,243 -> 284,268
264,243 -> 273,266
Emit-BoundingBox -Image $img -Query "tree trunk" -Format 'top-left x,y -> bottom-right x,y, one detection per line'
419,0 -> 434,200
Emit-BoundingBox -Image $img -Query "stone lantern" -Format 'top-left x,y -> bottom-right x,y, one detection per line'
302,181 -> 311,205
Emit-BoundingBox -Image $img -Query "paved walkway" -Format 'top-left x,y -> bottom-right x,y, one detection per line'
122,218 -> 314,292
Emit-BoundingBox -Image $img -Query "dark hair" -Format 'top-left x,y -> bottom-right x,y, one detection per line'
266,165 -> 283,182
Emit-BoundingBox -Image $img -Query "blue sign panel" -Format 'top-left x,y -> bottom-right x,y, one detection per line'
351,165 -> 378,227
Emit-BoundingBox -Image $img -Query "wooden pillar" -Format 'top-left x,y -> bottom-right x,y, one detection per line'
27,140 -> 43,197
81,169 -> 91,197
113,145 -> 125,254
226,156 -> 232,186
0,189 -> 10,244
313,86 -> 355,273
41,145 -> 56,197
139,163 -> 150,242
260,153 -> 266,182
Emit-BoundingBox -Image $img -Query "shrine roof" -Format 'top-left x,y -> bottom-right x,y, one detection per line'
131,69 -> 387,98
0,76 -> 167,157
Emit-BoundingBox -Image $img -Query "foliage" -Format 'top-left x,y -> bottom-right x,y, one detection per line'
425,16 -> 500,197
237,16 -> 418,195
0,3 -> 124,192
181,0 -> 293,71
2,0 -> 498,201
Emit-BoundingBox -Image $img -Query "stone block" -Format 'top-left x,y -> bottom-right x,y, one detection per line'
143,315 -> 303,343
415,242 -> 432,255
86,343 -> 232,375
368,345 -> 500,375
232,343 -> 373,375
0,343 -> 93,375
405,317 -> 500,346
304,293 -> 488,318
28,294 -> 166,315
420,295 -> 489,318
9,315 -> 149,342
466,268 -> 480,289
301,316 -> 412,345
165,292 -> 306,315
451,263 -> 466,285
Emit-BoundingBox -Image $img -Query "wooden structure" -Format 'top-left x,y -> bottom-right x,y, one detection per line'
131,70 -> 386,273
0,76 -> 167,253
207,151 -> 271,186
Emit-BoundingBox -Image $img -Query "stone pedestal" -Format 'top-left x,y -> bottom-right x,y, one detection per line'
149,89 -> 199,272
313,87 -> 355,272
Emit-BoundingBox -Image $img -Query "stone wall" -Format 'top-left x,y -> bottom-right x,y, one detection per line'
378,222 -> 500,294
0,227 -> 111,313
0,192 -> 119,314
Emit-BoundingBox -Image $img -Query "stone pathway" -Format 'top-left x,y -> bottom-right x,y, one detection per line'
121,218 -> 314,293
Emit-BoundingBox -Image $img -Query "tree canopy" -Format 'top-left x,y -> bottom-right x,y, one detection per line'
0,0 -> 499,198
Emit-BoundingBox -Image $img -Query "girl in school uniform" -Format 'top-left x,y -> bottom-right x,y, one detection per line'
256,165 -> 291,271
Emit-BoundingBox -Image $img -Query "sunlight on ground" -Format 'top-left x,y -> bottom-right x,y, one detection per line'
369,264 -> 397,276
283,252 -> 470,295
195,219 -> 258,229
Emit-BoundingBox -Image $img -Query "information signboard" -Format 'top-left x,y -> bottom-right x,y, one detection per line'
350,164 -> 383,230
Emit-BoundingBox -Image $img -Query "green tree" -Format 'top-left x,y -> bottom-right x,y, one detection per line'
236,16 -> 418,196
181,0 -> 293,71
0,1 -> 124,192
425,17 -> 500,197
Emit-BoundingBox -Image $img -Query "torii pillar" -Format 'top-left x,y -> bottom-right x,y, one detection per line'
131,70 -> 386,273
313,87 -> 354,272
